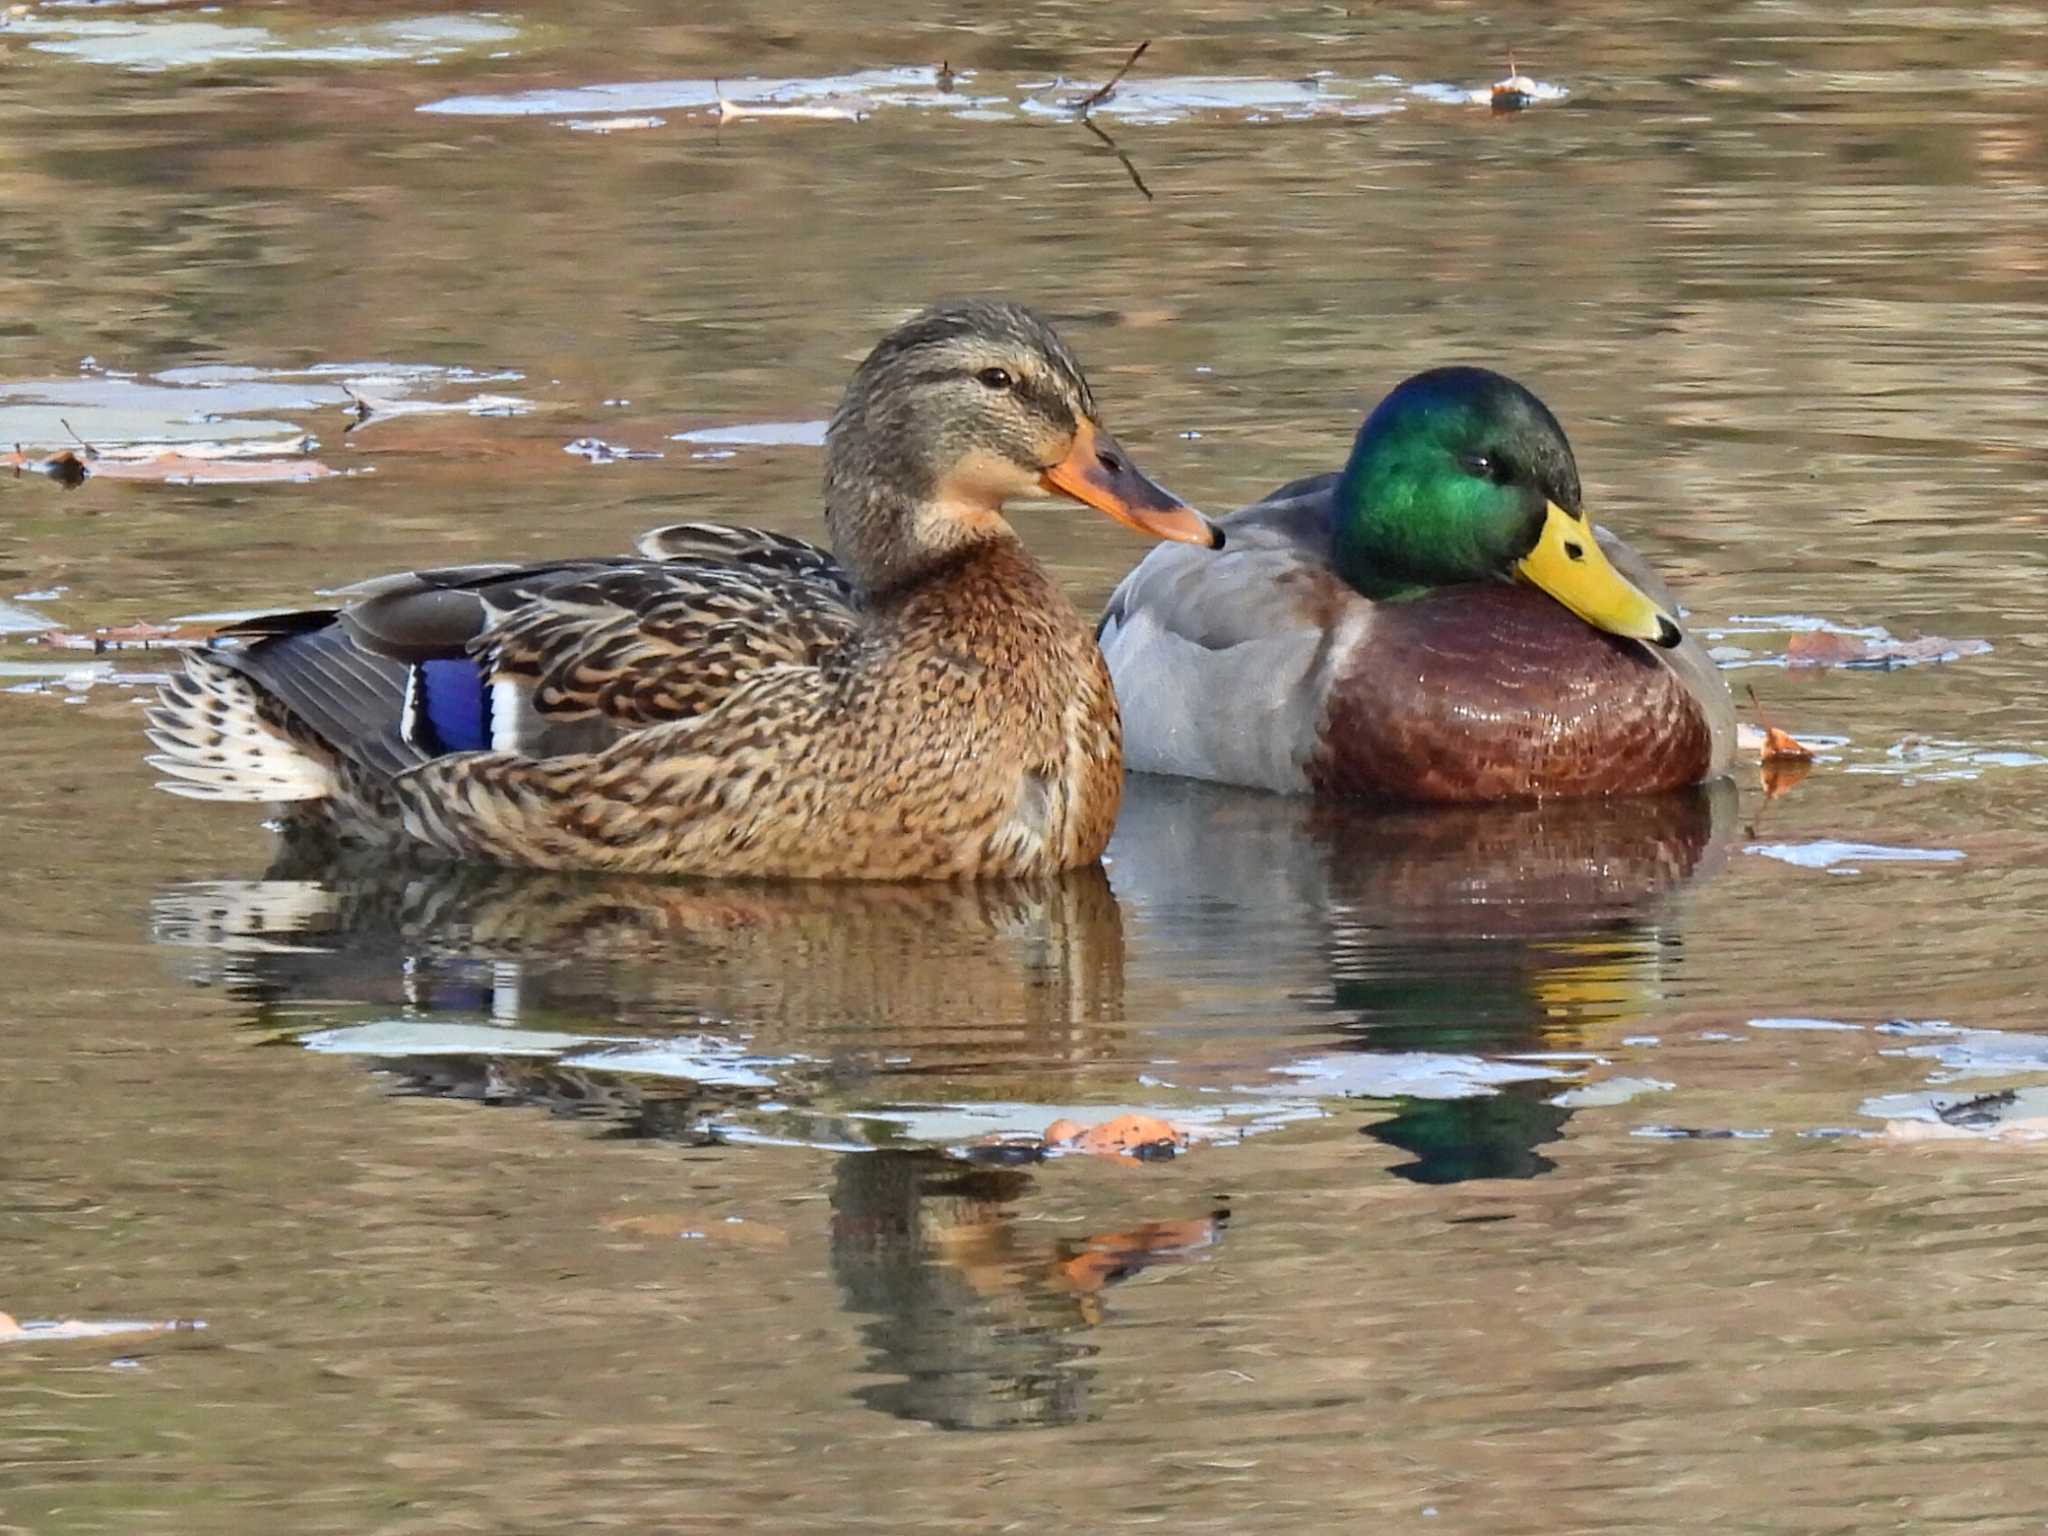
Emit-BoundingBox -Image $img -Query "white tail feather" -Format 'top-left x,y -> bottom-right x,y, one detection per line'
148,656 -> 336,803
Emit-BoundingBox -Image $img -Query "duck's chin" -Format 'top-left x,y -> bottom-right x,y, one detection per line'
913,497 -> 1020,553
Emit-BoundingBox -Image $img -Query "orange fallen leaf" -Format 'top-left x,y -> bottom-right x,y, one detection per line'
1761,724 -> 1814,763
6,445 -> 332,486
6,448 -> 89,488
1784,632 -> 1869,666
1051,1112 -> 1188,1158
1745,685 -> 1816,761
1743,688 -> 1816,800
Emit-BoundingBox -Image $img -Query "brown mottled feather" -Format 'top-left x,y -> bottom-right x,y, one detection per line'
475,553 -> 857,728
397,542 -> 1121,878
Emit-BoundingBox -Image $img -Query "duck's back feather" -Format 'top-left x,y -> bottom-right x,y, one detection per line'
1100,479 -> 1355,792
152,522 -> 860,805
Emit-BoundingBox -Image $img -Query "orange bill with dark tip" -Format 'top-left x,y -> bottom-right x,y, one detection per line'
1039,420 -> 1222,549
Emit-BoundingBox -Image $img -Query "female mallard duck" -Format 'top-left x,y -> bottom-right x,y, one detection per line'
149,299 -> 1220,878
1098,366 -> 1734,801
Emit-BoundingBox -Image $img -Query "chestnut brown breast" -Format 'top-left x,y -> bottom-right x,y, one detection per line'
1307,583 -> 1712,803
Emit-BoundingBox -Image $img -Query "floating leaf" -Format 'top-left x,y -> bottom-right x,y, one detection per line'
1742,686 -> 1818,798
81,453 -> 336,484
1052,1112 -> 1187,1158
1760,725 -> 1814,762
5,448 -> 90,488
1785,630 -> 1990,668
1491,51 -> 1537,111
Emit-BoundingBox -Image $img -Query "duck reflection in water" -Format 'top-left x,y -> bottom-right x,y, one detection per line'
150,771 -> 1732,1428
1104,775 -> 1738,1182
155,769 -> 1734,1178
152,854 -> 1223,1433
153,852 -> 1129,1098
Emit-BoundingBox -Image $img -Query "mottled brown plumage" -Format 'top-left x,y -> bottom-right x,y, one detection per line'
395,540 -> 1127,877
148,299 -> 1218,877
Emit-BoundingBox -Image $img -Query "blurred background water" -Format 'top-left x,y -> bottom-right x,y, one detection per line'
6,2 -> 2048,1530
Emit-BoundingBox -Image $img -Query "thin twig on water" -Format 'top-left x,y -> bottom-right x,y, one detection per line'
1077,39 -> 1149,114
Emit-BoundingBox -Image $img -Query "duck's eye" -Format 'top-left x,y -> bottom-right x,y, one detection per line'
976,367 -> 1014,391
1463,450 -> 1516,485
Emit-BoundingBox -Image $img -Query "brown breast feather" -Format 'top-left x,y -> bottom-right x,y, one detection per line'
1307,583 -> 1711,803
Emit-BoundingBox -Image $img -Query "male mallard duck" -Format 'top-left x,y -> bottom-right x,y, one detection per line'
149,300 -> 1220,878
1098,366 -> 1734,801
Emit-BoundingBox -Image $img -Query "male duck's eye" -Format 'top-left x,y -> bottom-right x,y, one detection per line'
1462,450 -> 1515,484
976,367 -> 1014,391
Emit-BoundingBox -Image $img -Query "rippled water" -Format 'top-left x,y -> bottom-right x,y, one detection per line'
7,2 -> 2048,1530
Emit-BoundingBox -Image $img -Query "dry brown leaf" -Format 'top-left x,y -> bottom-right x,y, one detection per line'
1761,724 -> 1814,763
6,448 -> 89,487
7,446 -> 332,486
1785,631 -> 1989,668
86,454 -> 336,484
1784,632 -> 1872,666
1053,1112 -> 1188,1158
1744,685 -> 1817,771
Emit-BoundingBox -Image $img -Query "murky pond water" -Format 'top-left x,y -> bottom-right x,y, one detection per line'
7,1 -> 2048,1529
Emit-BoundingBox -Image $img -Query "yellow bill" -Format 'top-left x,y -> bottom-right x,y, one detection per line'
1515,501 -> 1681,648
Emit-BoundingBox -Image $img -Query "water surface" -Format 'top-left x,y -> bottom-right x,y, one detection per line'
6,2 -> 2048,1530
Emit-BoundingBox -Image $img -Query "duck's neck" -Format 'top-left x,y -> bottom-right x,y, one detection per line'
826,475 -> 1028,601
866,529 -> 1064,634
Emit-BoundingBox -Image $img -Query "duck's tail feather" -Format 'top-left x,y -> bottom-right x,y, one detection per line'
148,626 -> 420,804
146,653 -> 339,802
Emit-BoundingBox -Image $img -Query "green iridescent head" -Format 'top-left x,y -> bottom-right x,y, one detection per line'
1331,366 -> 1680,647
